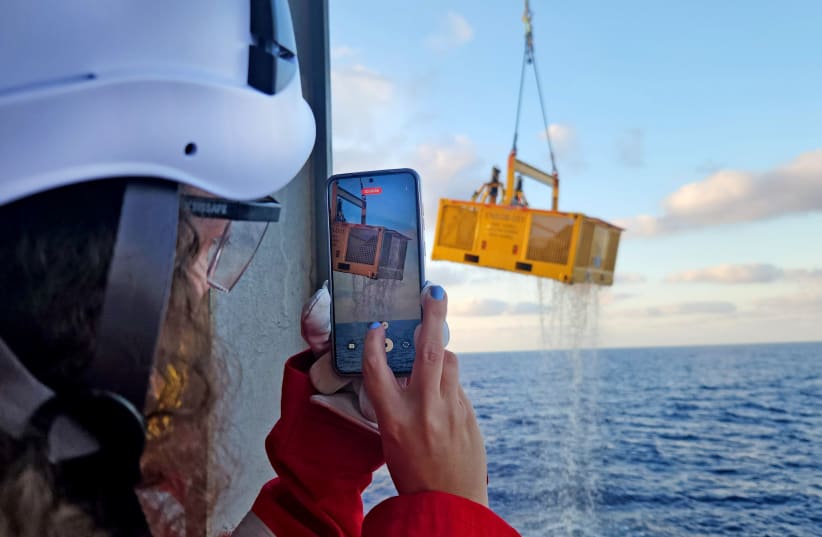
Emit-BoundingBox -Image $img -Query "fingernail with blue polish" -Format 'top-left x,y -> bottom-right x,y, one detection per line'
430,285 -> 445,300
369,321 -> 382,330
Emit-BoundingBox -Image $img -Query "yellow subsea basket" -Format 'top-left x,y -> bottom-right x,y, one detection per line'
432,199 -> 622,285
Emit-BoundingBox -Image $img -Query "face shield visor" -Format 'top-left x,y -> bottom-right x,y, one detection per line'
181,195 -> 281,292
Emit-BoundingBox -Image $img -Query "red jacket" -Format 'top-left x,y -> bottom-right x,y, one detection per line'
241,351 -> 520,537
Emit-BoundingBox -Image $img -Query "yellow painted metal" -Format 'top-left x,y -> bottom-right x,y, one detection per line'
514,158 -> 559,211
503,149 -> 559,210
503,151 -> 517,205
431,199 -> 622,285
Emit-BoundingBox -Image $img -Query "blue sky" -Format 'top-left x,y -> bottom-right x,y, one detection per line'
334,173 -> 420,236
328,1 -> 822,351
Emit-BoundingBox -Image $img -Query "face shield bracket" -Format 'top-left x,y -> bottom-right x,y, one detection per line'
183,195 -> 281,292
182,194 -> 281,222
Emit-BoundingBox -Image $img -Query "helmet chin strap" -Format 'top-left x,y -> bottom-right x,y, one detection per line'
87,179 -> 180,414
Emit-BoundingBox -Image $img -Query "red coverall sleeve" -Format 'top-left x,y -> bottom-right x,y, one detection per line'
248,351 -> 521,537
250,351 -> 384,537
364,492 -> 521,536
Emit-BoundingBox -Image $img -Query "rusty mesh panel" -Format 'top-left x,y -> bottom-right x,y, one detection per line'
437,205 -> 478,251
378,231 -> 410,280
345,226 -> 379,265
603,230 -> 620,271
526,214 -> 574,265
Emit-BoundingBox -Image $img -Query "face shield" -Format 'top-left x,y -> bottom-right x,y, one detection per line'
181,195 -> 281,292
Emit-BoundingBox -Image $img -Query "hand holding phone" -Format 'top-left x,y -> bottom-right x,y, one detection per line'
361,286 -> 489,507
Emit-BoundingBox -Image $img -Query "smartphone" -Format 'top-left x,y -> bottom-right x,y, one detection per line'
326,168 -> 425,376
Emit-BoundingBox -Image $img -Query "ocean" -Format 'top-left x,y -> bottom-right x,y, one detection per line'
362,342 -> 822,537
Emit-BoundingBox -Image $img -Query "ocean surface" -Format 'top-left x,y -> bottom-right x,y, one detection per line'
362,342 -> 822,537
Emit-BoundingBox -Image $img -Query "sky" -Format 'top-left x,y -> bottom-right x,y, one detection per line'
333,173 -> 420,236
328,0 -> 822,352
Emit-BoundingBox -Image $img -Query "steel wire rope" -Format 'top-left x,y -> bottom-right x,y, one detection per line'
512,45 -> 529,152
511,1 -> 560,176
530,47 -> 559,176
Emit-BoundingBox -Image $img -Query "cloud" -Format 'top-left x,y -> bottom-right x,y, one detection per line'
331,64 -> 395,145
331,62 -> 428,175
615,149 -> 822,236
425,261 -> 471,287
411,134 -> 482,218
667,263 -> 784,284
425,11 -> 474,51
425,258 -> 512,288
330,58 -> 484,221
649,301 -> 737,316
616,128 -> 644,168
615,272 -> 647,284
331,45 -> 358,60
665,263 -> 822,284
509,302 -> 545,315
753,293 -> 822,315
539,123 -> 582,168
617,301 -> 737,318
786,268 -> 822,282
451,298 -> 548,317
542,124 -> 573,146
412,135 -> 479,188
452,298 -> 509,317
599,292 -> 636,306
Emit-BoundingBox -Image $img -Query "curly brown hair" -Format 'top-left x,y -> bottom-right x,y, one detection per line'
0,180 -> 231,537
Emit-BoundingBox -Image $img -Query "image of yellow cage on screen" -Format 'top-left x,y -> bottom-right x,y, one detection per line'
326,169 -> 425,376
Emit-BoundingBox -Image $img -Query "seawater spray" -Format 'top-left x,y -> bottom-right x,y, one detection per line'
539,280 -> 602,537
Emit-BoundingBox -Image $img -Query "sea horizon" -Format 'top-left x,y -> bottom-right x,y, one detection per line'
457,338 -> 822,356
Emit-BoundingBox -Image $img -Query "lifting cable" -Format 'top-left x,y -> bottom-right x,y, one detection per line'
511,0 -> 559,176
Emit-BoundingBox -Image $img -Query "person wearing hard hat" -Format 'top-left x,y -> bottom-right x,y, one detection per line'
0,2 -> 520,537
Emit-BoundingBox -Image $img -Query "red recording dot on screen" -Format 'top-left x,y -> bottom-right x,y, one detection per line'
361,187 -> 383,195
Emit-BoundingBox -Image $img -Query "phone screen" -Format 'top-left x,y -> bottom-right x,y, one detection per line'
327,169 -> 424,375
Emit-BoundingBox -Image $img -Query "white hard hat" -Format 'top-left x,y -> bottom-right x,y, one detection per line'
0,0 -> 316,206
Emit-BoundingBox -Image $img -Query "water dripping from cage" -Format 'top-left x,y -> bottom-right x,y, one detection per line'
536,279 -> 602,537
